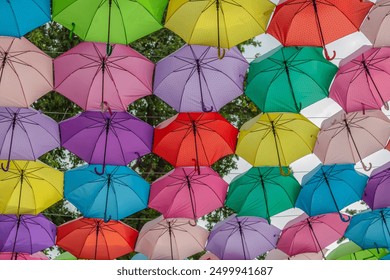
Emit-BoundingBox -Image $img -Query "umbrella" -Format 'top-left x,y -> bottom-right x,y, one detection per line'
330,47 -> 390,112
65,164 -> 150,221
0,160 -> 63,215
165,0 -> 276,58
0,251 -> 48,260
154,44 -> 248,112
206,215 -> 280,260
363,162 -> 390,209
149,166 -> 228,220
0,0 -> 50,37
56,217 -> 138,260
153,113 -> 238,170
54,42 -> 154,112
267,0 -> 373,60
236,113 -> 319,175
381,254 -> 390,260
326,241 -> 389,260
60,111 -> 153,174
225,166 -> 301,221
345,208 -> 390,249
199,252 -> 219,260
295,164 -> 368,221
131,253 -> 148,260
313,110 -> 390,171
0,107 -> 60,171
0,214 -> 56,254
361,0 -> 390,47
54,251 -> 77,260
277,213 -> 350,258
246,46 -> 338,113
265,248 -> 327,260
135,216 -> 209,260
0,36 -> 53,107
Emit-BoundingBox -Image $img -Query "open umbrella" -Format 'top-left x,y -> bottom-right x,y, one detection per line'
326,241 -> 389,260
246,46 -> 337,113
363,162 -> 390,209
265,248 -> 327,260
54,251 -> 77,260
0,36 -> 53,107
65,165 -> 150,221
199,252 -> 219,260
361,0 -> 390,47
0,251 -> 48,260
154,44 -> 248,112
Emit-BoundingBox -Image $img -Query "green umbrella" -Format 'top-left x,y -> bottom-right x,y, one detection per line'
225,167 -> 301,222
54,251 -> 77,260
245,47 -> 338,113
327,241 -> 389,260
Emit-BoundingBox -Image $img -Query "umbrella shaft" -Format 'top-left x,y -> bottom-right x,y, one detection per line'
5,115 -> 17,164
307,220 -> 326,259
362,60 -> 386,105
322,171 -> 341,213
11,216 -> 22,255
216,0 -> 221,50
284,62 -> 300,112
0,52 -> 8,85
311,0 -> 326,49
343,119 -> 364,163
104,175 -> 111,221
260,176 -> 271,222
237,222 -> 247,259
107,0 -> 113,45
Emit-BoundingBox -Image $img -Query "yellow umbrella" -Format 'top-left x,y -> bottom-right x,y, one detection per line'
165,0 -> 275,58
0,160 -> 63,215
236,113 -> 319,175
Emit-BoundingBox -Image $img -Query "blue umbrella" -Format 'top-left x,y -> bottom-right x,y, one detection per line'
131,253 -> 148,260
345,208 -> 390,249
296,164 -> 368,222
380,254 -> 390,260
65,164 -> 150,221
0,0 -> 51,37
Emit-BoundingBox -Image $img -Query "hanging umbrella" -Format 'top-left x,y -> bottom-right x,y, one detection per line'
277,213 -> 350,258
236,113 -> 319,175
199,252 -> 219,260
54,251 -> 77,260
361,0 -> 390,47
149,166 -> 227,220
313,110 -> 390,171
267,0 -> 373,60
0,36 -> 53,107
265,248 -> 327,260
0,160 -> 63,215
0,0 -> 50,37
0,214 -> 56,254
295,164 -> 368,221
246,46 -> 337,113
381,254 -> 390,260
0,251 -> 48,260
225,166 -> 301,221
153,113 -> 238,169
206,215 -> 280,260
54,42 -> 154,112
135,216 -> 209,260
60,111 -> 153,175
326,241 -> 389,260
0,107 -> 60,172
131,253 -> 148,260
56,217 -> 138,260
363,162 -> 390,209
330,47 -> 390,112
154,44 -> 248,112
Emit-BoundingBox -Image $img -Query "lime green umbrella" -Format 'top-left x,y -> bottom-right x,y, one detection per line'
54,251 -> 77,260
327,241 -> 389,260
225,167 -> 301,222
245,47 -> 338,113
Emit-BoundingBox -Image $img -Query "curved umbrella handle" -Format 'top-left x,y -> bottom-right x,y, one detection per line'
202,104 -> 214,112
1,161 -> 10,172
218,47 -> 226,60
362,161 -> 372,172
68,22 -> 76,39
324,48 -> 336,61
339,212 -> 351,223
279,166 -> 291,177
106,43 -> 113,57
94,164 -> 106,175
103,215 -> 111,223
188,219 -> 197,227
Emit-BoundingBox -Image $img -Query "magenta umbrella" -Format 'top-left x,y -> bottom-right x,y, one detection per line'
0,252 -> 48,260
54,42 -> 154,111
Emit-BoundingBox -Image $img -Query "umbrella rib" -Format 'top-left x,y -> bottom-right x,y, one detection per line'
83,3 -> 105,40
114,1 -> 129,45
3,61 -> 29,106
6,1 -> 21,37
9,57 -> 53,87
199,67 -> 218,109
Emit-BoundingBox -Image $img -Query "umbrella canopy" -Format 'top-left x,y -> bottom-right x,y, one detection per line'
60,111 -> 153,174
381,254 -> 390,260
131,253 -> 148,260
246,46 -> 337,113
313,110 -> 390,171
0,160 -> 63,215
330,47 -> 390,112
199,252 -> 219,260
265,248 -> 327,260
363,162 -> 390,210
267,0 -> 373,60
0,251 -> 48,260
65,164 -> 150,221
296,164 -> 368,220
0,0 -> 50,37
0,214 -> 56,254
236,113 -> 319,174
225,166 -> 301,221
149,166 -> 228,220
56,217 -> 138,260
361,0 -> 390,47
0,36 -> 53,107
54,251 -> 77,260
154,44 -> 248,112
54,42 -> 154,112
135,216 -> 209,260
326,241 -> 389,260
206,215 -> 280,260
153,113 -> 238,168
0,107 -> 60,172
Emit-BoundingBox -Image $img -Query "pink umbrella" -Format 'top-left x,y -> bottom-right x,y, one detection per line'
148,167 -> 228,220
199,252 -> 219,260
314,110 -> 390,171
0,251 -> 48,260
361,0 -> 390,47
54,42 -> 154,111
0,36 -> 53,107
265,248 -> 328,260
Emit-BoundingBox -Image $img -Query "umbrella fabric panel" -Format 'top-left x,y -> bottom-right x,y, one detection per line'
361,0 -> 390,47
0,251 -> 48,260
364,162 -> 390,209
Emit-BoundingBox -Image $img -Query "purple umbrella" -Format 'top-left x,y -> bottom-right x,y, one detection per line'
206,215 -> 280,260
0,107 -> 60,171
154,45 -> 248,112
60,111 -> 153,174
363,162 -> 390,209
0,214 -> 56,255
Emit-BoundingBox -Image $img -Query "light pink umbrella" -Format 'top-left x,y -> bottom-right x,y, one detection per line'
148,167 -> 228,220
0,37 -> 53,107
199,252 -> 219,260
314,110 -> 390,171
54,42 -> 154,112
361,0 -> 390,47
0,251 -> 48,260
265,248 -> 328,260
135,216 -> 208,260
